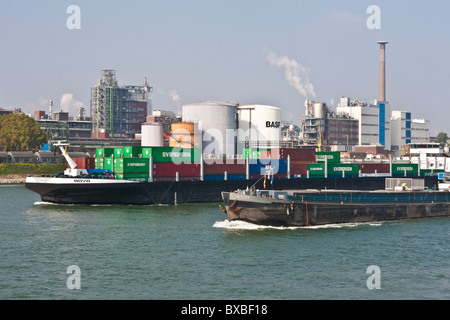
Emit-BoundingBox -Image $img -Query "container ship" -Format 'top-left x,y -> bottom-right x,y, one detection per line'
220,178 -> 450,227
25,142 -> 446,205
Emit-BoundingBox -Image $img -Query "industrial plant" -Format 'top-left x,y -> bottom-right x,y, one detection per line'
1,41 -> 447,174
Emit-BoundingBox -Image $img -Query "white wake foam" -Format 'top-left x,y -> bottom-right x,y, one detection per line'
213,219 -> 382,230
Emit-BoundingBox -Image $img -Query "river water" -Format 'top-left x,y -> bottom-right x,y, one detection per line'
0,184 -> 448,300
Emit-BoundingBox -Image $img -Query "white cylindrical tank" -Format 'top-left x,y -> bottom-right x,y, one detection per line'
237,104 -> 281,152
182,101 -> 236,156
141,123 -> 164,147
313,102 -> 326,119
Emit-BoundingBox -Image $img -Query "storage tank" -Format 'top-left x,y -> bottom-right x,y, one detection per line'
313,102 -> 327,119
237,104 -> 281,153
141,123 -> 164,147
182,101 -> 236,155
169,122 -> 201,148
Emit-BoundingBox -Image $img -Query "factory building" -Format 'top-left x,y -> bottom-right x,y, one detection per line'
391,111 -> 430,155
300,99 -> 359,151
336,97 -> 391,150
90,70 -> 152,139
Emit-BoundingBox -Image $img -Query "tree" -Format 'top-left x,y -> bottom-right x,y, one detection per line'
435,132 -> 448,145
0,113 -> 47,151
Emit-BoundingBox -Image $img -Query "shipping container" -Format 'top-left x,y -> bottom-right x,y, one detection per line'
243,148 -> 261,159
115,173 -> 149,181
114,158 -> 149,173
327,163 -> 359,177
249,159 -> 287,174
114,147 -> 124,158
359,163 -> 390,174
203,159 -> 246,175
94,158 -> 104,169
152,162 -> 200,178
123,146 -> 143,158
316,151 -> 340,163
307,163 -> 359,177
289,161 -> 309,176
308,163 -> 325,176
95,147 -> 114,158
104,157 -> 114,171
202,174 -> 247,181
151,147 -> 201,163
392,163 -> 418,176
271,148 -> 316,162
419,169 -> 444,177
142,147 -> 152,158
68,157 -> 95,169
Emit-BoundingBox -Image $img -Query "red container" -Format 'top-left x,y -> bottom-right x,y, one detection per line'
271,148 -> 316,162
69,157 -> 95,169
290,161 -> 310,176
153,162 -> 200,177
203,159 -> 246,175
359,163 -> 390,174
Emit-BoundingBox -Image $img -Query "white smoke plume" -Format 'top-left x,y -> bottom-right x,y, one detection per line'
266,51 -> 316,99
60,93 -> 84,116
168,89 -> 181,105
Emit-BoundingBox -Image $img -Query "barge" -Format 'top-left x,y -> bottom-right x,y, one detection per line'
220,178 -> 450,227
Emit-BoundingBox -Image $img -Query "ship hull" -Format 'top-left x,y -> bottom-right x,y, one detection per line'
25,176 -> 441,206
221,190 -> 450,227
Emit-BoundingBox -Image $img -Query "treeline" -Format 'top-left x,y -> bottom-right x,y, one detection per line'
0,163 -> 67,176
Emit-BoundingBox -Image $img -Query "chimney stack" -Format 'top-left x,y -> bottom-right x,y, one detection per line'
377,41 -> 388,102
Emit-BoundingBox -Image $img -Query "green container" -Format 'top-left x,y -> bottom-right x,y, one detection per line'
308,163 -> 325,176
104,157 -> 114,171
94,158 -> 104,169
307,163 -> 358,177
316,151 -> 340,163
142,147 -> 152,158
243,148 -> 261,159
114,147 -> 124,158
96,147 -> 114,158
123,146 -> 143,158
328,163 -> 359,176
419,169 -> 443,177
151,147 -> 200,163
113,158 -> 149,173
392,163 -> 418,176
116,173 -> 149,181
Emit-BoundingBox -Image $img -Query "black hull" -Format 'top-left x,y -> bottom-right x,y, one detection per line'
221,190 -> 450,227
26,176 -> 439,206
224,201 -> 450,227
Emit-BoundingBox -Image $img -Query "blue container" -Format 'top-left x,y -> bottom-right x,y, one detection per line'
249,159 -> 287,174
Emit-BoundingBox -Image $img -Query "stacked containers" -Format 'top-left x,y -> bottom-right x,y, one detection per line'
142,147 -> 201,181
96,148 -> 114,158
68,157 -> 95,169
114,158 -> 149,181
203,159 -> 246,180
307,160 -> 359,178
124,146 -> 143,158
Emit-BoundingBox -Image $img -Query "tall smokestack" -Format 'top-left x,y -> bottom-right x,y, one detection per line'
377,41 -> 388,102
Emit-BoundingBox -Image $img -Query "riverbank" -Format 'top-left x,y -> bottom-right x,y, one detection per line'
0,174 -> 27,184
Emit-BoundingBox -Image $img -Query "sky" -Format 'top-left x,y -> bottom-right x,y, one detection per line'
0,0 -> 449,136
